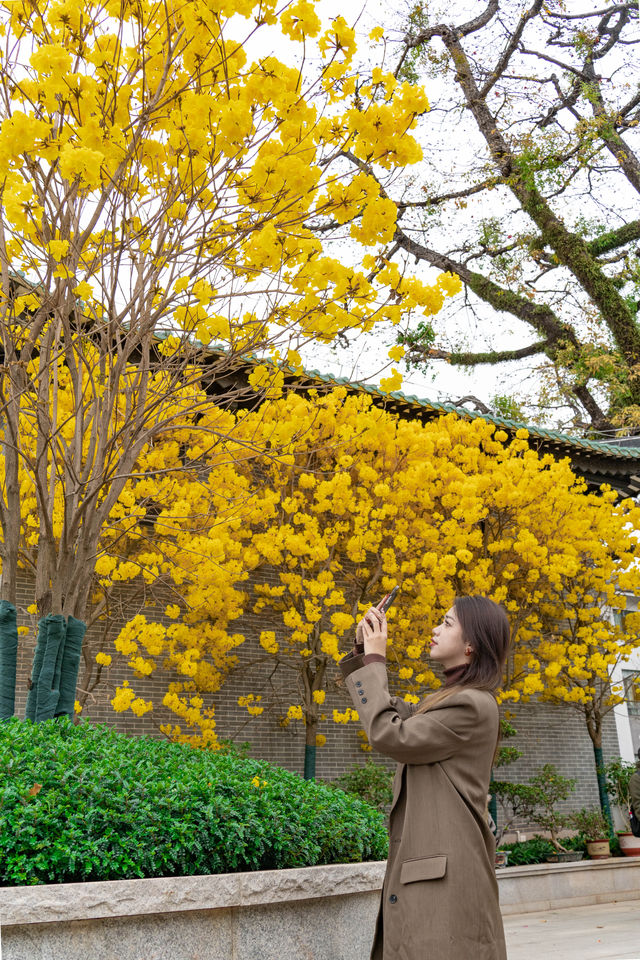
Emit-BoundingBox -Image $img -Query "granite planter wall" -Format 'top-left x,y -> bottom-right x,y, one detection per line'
0,861 -> 385,960
497,856 -> 640,915
1,857 -> 639,960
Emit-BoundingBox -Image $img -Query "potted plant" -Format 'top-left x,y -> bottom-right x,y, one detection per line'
604,757 -> 640,857
492,780 -> 539,846
493,763 -> 582,862
570,808 -> 610,859
526,765 -> 583,862
491,719 -> 526,850
494,849 -> 510,868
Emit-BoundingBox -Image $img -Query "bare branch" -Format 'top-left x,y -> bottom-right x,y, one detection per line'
545,3 -> 637,20
480,0 -> 545,98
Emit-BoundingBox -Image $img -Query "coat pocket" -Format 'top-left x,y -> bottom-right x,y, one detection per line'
400,855 -> 447,884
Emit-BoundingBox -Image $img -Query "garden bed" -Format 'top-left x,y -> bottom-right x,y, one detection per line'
0,862 -> 385,960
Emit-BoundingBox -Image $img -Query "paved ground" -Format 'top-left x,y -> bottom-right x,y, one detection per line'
504,899 -> 640,960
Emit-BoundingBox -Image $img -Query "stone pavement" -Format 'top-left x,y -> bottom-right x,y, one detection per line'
503,899 -> 640,960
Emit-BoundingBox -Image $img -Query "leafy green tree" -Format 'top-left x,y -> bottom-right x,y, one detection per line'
331,0 -> 640,431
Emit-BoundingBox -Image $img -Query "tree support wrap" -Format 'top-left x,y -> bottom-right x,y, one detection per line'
55,617 -> 86,718
0,601 -> 18,719
25,617 -> 50,721
304,743 -> 316,780
34,615 -> 66,721
593,743 -> 614,836
25,615 -> 86,721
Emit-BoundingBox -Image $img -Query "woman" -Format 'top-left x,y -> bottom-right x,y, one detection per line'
340,595 -> 510,960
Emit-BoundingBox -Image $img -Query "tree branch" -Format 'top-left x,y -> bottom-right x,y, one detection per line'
583,63 -> 640,197
437,27 -> 640,390
395,225 -> 575,347
394,225 -> 612,430
405,0 -> 499,48
545,3 -> 636,20
588,219 -> 640,258
397,178 -> 498,210
419,340 -> 551,365
480,0 -> 545,99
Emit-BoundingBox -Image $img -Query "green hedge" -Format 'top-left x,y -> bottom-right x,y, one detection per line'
330,760 -> 394,813
0,718 -> 388,886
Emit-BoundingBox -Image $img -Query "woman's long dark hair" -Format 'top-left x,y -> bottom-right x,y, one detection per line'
417,595 -> 510,713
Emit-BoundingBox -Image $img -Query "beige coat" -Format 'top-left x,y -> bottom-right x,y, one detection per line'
340,655 -> 506,960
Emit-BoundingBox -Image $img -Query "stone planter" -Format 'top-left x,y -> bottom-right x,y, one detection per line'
497,856 -> 640,915
0,862 -> 386,960
2,857 -> 640,959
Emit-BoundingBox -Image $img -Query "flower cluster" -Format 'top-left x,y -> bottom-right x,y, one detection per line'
0,0 -> 456,387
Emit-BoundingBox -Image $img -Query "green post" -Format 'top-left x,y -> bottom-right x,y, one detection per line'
593,743 -> 614,837
0,600 -> 18,719
304,743 -> 316,780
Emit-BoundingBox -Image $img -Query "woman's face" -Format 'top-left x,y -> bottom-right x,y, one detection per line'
429,606 -> 468,669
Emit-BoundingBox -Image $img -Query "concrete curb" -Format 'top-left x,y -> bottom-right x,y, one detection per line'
2,857 -> 640,926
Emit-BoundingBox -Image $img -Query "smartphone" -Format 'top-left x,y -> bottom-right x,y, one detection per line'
354,585 -> 401,654
378,584 -> 400,614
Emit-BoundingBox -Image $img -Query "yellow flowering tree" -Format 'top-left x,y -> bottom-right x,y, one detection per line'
47,375 -> 640,777
106,388 -> 640,779
505,502 -> 640,825
1,348 -> 253,732
0,0 -> 461,717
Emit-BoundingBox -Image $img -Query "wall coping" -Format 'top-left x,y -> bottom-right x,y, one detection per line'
496,855 -> 640,880
0,861 -> 387,927
2,856 -> 639,928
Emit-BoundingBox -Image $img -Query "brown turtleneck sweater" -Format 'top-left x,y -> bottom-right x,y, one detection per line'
443,663 -> 469,685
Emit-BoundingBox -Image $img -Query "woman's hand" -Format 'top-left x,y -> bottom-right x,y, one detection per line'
358,605 -> 388,657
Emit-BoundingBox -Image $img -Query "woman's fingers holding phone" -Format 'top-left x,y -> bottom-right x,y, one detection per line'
357,607 -> 384,634
358,606 -> 387,657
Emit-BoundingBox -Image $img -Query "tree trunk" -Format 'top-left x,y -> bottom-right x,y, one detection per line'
592,742 -> 614,837
586,714 -> 614,835
25,614 -> 86,721
55,616 -> 86,718
0,362 -> 26,606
